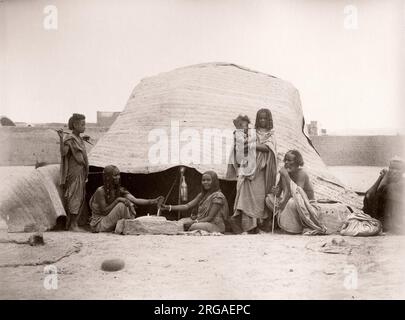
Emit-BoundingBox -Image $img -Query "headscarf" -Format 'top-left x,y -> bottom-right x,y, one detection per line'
196,171 -> 229,221
198,171 -> 221,205
103,165 -> 121,205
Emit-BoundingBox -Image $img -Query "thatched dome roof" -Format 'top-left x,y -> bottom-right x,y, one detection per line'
89,62 -> 362,208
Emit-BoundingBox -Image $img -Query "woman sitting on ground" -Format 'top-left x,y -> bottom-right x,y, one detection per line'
89,165 -> 164,233
270,149 -> 326,234
160,171 -> 229,233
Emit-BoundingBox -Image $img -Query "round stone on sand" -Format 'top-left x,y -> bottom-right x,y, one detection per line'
28,232 -> 45,246
101,259 -> 125,272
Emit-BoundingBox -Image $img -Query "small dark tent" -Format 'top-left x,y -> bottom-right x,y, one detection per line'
0,116 -> 16,126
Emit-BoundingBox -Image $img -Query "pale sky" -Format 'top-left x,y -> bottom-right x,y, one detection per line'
0,0 -> 404,133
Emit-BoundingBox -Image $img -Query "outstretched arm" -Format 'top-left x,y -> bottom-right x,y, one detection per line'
377,170 -> 390,193
366,169 -> 387,195
124,193 -> 161,206
161,194 -> 201,212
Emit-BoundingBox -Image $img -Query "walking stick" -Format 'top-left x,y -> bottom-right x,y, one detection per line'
272,173 -> 280,234
272,197 -> 277,234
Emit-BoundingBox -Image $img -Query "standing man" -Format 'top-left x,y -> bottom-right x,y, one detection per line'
57,113 -> 88,231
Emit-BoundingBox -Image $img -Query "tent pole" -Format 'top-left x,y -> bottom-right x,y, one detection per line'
178,166 -> 188,220
177,168 -> 181,220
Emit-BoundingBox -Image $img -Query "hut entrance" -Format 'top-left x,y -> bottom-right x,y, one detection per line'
86,165 -> 237,221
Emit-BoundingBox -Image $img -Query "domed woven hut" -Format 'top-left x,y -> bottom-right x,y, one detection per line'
88,62 -> 362,215
0,62 -> 363,232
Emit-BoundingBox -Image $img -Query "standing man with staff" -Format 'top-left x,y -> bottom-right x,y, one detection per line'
56,113 -> 89,231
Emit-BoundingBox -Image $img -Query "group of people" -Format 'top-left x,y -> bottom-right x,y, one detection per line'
57,111 -> 404,235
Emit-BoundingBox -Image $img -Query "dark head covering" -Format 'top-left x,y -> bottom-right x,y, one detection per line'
254,108 -> 273,130
198,170 -> 221,207
103,165 -> 120,204
201,170 -> 220,194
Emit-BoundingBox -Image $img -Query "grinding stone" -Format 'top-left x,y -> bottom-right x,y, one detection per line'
101,258 -> 125,272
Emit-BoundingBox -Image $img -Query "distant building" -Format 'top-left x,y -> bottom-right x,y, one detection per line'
97,111 -> 120,127
306,121 -> 328,136
307,121 -> 319,136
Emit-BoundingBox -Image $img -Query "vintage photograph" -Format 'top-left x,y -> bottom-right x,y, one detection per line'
0,0 -> 404,302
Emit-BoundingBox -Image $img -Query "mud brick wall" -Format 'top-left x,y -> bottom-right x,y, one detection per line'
0,127 -> 108,166
311,135 -> 405,166
1,127 -> 404,167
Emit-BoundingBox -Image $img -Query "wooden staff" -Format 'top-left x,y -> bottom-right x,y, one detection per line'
272,197 -> 277,234
272,173 -> 280,234
54,129 -> 94,145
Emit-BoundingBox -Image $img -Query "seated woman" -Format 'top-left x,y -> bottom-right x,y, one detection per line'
270,150 -> 326,234
160,171 -> 229,233
363,157 -> 404,232
89,165 -> 163,233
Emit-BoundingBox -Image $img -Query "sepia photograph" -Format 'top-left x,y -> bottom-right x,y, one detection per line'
0,0 -> 404,306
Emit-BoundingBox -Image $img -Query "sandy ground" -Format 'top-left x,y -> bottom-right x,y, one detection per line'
328,166 -> 383,193
0,231 -> 404,300
1,165 -> 404,300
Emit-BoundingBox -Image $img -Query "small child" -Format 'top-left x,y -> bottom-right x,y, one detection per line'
232,114 -> 251,170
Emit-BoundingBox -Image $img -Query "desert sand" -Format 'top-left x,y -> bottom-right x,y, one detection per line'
0,166 -> 404,300
0,230 -> 404,300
